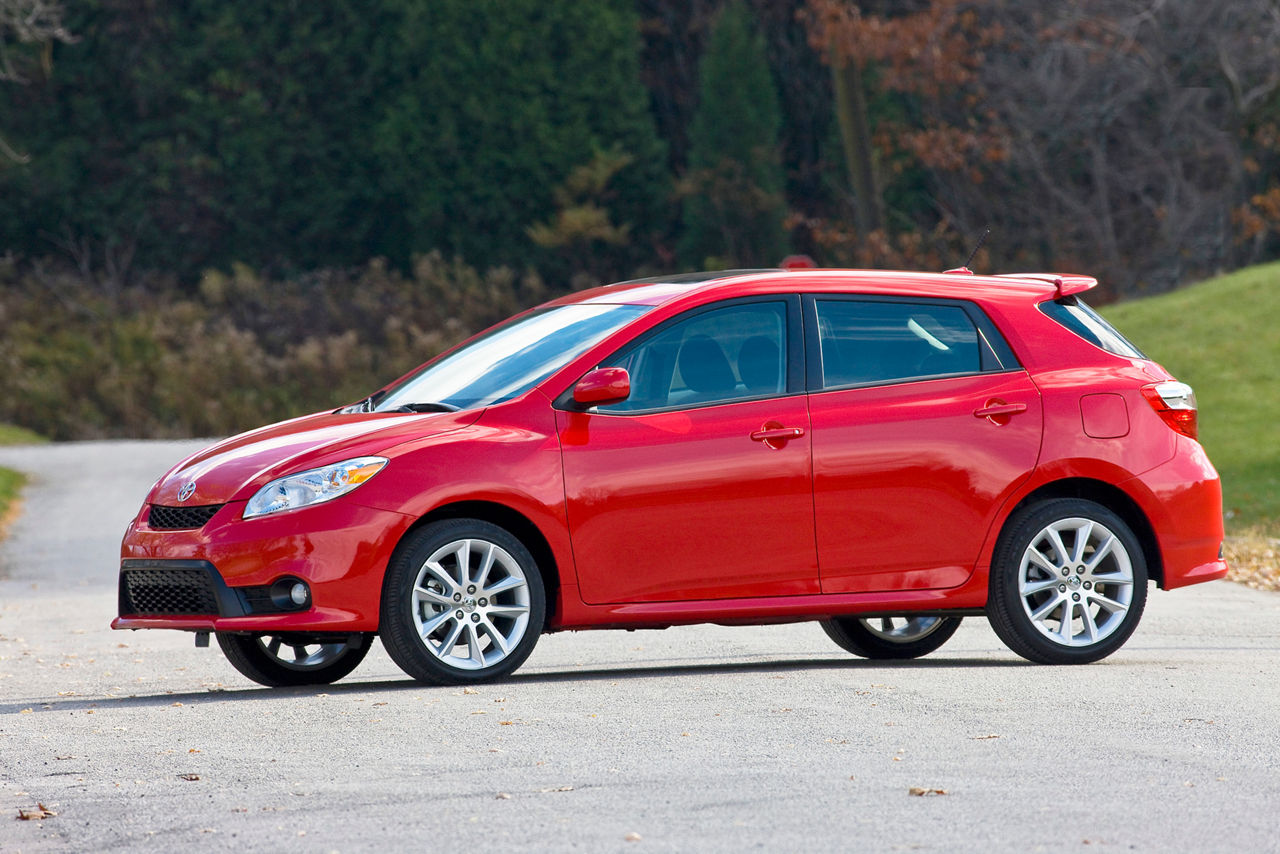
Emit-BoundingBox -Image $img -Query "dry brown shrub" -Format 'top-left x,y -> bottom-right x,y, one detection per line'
0,253 -> 561,439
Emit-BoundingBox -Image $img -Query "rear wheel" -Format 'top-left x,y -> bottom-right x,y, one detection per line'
821,615 -> 963,659
987,498 -> 1147,664
380,519 -> 545,685
216,631 -> 371,686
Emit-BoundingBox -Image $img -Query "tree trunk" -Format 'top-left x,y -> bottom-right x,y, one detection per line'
830,52 -> 882,236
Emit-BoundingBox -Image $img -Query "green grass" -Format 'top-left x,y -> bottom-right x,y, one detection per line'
0,424 -> 46,445
0,466 -> 24,523
1102,262 -> 1280,536
0,423 -> 44,537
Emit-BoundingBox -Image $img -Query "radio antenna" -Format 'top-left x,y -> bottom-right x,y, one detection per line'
963,228 -> 990,271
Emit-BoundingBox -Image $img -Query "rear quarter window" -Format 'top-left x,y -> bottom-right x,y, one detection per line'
1039,297 -> 1146,359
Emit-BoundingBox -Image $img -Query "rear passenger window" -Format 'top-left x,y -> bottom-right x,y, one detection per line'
815,300 -> 983,389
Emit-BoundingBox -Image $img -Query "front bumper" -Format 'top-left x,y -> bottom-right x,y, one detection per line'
113,498 -> 415,632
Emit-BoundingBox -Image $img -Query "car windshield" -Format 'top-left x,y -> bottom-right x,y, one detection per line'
374,304 -> 649,411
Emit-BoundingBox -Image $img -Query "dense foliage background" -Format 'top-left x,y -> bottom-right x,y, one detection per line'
2,0 -> 1280,440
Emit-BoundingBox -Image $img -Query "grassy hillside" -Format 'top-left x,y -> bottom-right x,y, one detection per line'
0,424 -> 45,540
1103,262 -> 1280,535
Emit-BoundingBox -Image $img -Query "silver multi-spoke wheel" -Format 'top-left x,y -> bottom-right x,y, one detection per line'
411,538 -> 531,671
216,631 -> 370,687
821,614 -> 963,659
860,616 -> 947,643
253,635 -> 354,671
988,498 -> 1148,665
381,519 -> 546,685
1018,517 -> 1134,647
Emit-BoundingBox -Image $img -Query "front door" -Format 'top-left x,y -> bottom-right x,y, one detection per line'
557,298 -> 818,604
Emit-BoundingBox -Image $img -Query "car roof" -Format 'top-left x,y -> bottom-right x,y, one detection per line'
543,269 -> 1093,309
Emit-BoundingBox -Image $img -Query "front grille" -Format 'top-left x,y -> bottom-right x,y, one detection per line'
120,569 -> 220,616
147,504 -> 224,530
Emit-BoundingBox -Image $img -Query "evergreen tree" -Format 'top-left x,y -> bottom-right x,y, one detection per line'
0,0 -> 667,282
0,0 -> 393,280
373,0 -> 668,276
679,1 -> 788,269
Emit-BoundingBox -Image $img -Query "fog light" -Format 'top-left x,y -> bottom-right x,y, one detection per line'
268,577 -> 311,611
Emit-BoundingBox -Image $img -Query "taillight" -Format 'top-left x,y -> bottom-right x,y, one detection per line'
1141,381 -> 1198,440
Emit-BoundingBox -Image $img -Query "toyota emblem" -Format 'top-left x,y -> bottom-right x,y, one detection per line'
177,482 -> 196,502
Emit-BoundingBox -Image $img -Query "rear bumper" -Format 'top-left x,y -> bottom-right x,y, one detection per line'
113,499 -> 415,632
1124,436 -> 1228,590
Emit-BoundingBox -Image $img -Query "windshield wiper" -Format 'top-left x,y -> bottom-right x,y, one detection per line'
336,390 -> 388,414
391,401 -> 461,413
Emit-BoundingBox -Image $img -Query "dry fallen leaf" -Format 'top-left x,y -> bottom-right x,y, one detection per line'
496,792 -> 512,800
970,734 -> 999,740
16,803 -> 57,820
462,687 -> 479,695
908,787 -> 948,797
178,774 -> 201,782
539,785 -> 574,793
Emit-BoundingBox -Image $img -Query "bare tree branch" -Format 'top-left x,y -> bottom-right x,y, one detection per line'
0,0 -> 73,83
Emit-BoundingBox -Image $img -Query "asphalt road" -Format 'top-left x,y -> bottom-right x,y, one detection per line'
2,440 -> 1279,853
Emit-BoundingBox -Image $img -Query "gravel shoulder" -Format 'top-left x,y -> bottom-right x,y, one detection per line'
2,441 -> 1279,853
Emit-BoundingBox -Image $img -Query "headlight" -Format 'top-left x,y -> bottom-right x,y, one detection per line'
243,456 -> 388,519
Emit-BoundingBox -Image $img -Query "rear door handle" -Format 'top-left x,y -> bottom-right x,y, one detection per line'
750,427 -> 805,442
973,401 -> 1027,419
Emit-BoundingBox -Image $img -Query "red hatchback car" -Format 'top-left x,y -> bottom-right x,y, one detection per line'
115,269 -> 1227,686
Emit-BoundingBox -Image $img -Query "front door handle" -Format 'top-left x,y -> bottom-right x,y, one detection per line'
751,426 -> 805,442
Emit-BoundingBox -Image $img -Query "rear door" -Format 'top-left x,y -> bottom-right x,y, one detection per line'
805,296 -> 1042,593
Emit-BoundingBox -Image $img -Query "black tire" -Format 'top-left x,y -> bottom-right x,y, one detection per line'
216,631 -> 371,687
987,498 -> 1147,664
821,615 -> 963,659
379,519 -> 546,686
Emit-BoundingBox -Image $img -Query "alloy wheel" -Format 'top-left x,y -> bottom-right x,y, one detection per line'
411,538 -> 532,670
1017,516 -> 1135,647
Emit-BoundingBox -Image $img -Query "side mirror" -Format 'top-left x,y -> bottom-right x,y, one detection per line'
573,367 -> 630,407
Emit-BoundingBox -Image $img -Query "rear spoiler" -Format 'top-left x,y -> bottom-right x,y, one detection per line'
996,273 -> 1098,299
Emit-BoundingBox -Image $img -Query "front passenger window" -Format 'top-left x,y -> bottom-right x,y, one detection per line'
599,302 -> 787,412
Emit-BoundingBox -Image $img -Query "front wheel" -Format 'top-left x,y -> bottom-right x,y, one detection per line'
379,519 -> 546,685
987,498 -> 1147,664
821,615 -> 963,659
216,631 -> 371,686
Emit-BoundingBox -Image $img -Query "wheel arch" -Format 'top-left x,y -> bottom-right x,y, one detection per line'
999,478 -> 1164,587
397,500 -> 562,627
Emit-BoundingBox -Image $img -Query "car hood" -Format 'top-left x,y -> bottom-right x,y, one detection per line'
148,409 -> 482,506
